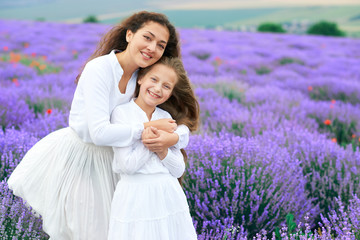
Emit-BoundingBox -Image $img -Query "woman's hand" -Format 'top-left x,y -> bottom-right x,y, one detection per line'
144,118 -> 177,133
142,128 -> 179,153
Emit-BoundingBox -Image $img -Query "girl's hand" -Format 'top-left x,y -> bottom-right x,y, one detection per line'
142,127 -> 159,140
144,118 -> 177,133
142,129 -> 179,153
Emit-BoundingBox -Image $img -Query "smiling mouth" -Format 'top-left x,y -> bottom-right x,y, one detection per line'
141,52 -> 152,60
148,90 -> 160,98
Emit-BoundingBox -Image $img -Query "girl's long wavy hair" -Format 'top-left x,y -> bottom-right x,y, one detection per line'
75,11 -> 180,83
135,57 -> 200,185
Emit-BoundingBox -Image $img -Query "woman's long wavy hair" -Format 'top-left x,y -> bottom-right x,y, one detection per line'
75,11 -> 180,83
135,57 -> 200,185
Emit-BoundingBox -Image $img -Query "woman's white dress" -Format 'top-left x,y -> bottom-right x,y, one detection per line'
7,50 -> 189,240
108,100 -> 197,240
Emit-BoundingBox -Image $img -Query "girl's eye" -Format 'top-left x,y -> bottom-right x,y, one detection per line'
151,77 -> 157,82
143,35 -> 151,40
164,85 -> 171,90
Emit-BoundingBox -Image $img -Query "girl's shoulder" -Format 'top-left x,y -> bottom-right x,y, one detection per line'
155,107 -> 172,120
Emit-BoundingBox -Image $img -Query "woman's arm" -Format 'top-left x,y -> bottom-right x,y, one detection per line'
142,125 -> 189,151
144,118 -> 177,133
81,61 -> 143,147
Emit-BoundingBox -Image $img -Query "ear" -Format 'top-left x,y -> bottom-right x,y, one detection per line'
126,29 -> 134,43
137,78 -> 143,85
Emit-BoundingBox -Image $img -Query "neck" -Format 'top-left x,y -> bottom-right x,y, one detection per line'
116,50 -> 138,78
134,98 -> 155,121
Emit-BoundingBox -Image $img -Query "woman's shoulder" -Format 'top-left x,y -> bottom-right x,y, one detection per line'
86,53 -> 113,68
111,102 -> 133,123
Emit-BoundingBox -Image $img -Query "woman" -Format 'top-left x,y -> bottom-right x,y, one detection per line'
8,11 -> 189,240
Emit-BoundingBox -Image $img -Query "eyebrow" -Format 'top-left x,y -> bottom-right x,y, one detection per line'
146,31 -> 167,44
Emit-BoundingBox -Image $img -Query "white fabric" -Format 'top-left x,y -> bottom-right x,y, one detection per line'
108,100 -> 197,240
111,100 -> 185,177
8,128 -> 117,240
8,50 -> 190,239
69,50 -> 143,147
69,50 -> 189,148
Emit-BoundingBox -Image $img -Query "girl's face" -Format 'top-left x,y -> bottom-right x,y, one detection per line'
126,21 -> 170,68
136,64 -> 177,110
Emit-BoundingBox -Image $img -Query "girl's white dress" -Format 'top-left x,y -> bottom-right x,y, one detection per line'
108,100 -> 197,240
7,50 -> 189,240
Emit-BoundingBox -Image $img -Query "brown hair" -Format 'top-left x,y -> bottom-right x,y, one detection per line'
76,11 -> 180,83
135,57 -> 200,185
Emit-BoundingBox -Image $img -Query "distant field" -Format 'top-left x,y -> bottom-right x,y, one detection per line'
103,6 -> 360,36
1,2 -> 359,36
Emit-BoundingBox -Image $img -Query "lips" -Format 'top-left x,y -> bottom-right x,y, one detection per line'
148,90 -> 160,98
141,51 -> 152,60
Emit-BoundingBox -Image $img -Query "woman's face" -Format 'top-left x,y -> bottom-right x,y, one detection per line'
126,21 -> 170,68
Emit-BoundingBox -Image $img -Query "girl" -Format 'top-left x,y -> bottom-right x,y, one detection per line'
7,11 -> 189,239
108,57 -> 199,239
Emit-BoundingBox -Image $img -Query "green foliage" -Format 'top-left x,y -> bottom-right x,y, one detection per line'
0,53 -> 61,75
309,86 -> 359,105
83,15 -> 99,23
257,22 -> 286,33
279,57 -> 304,65
191,51 -> 211,60
255,66 -> 271,75
25,98 -> 65,116
307,21 -> 345,37
317,117 -> 358,149
275,213 -> 297,239
213,83 -> 245,103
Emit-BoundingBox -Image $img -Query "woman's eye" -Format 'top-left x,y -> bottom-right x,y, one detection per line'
143,35 -> 151,40
158,44 -> 165,50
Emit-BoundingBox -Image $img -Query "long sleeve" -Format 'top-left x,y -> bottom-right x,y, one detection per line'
161,147 -> 185,178
112,141 -> 152,174
174,124 -> 190,149
80,61 -> 143,147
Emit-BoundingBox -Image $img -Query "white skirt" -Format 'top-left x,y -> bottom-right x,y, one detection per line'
108,173 -> 197,240
7,127 -> 119,240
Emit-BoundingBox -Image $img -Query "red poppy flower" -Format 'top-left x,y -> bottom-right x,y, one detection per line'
324,119 -> 331,125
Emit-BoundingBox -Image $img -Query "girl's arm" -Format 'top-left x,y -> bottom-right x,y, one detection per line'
81,61 -> 143,147
145,127 -> 185,178
113,141 -> 152,174
158,147 -> 185,178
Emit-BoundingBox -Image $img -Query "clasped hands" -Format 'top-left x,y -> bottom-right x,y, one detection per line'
142,118 -> 179,160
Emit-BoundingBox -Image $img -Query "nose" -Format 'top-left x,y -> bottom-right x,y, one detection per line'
147,41 -> 156,52
153,83 -> 161,92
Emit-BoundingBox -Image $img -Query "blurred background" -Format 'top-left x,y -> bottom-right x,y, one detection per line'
1,0 -> 360,37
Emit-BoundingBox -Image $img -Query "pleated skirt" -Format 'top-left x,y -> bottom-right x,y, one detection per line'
108,173 -> 197,240
7,127 -> 118,240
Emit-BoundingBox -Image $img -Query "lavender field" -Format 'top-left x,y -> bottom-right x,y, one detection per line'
1,20 -> 360,239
